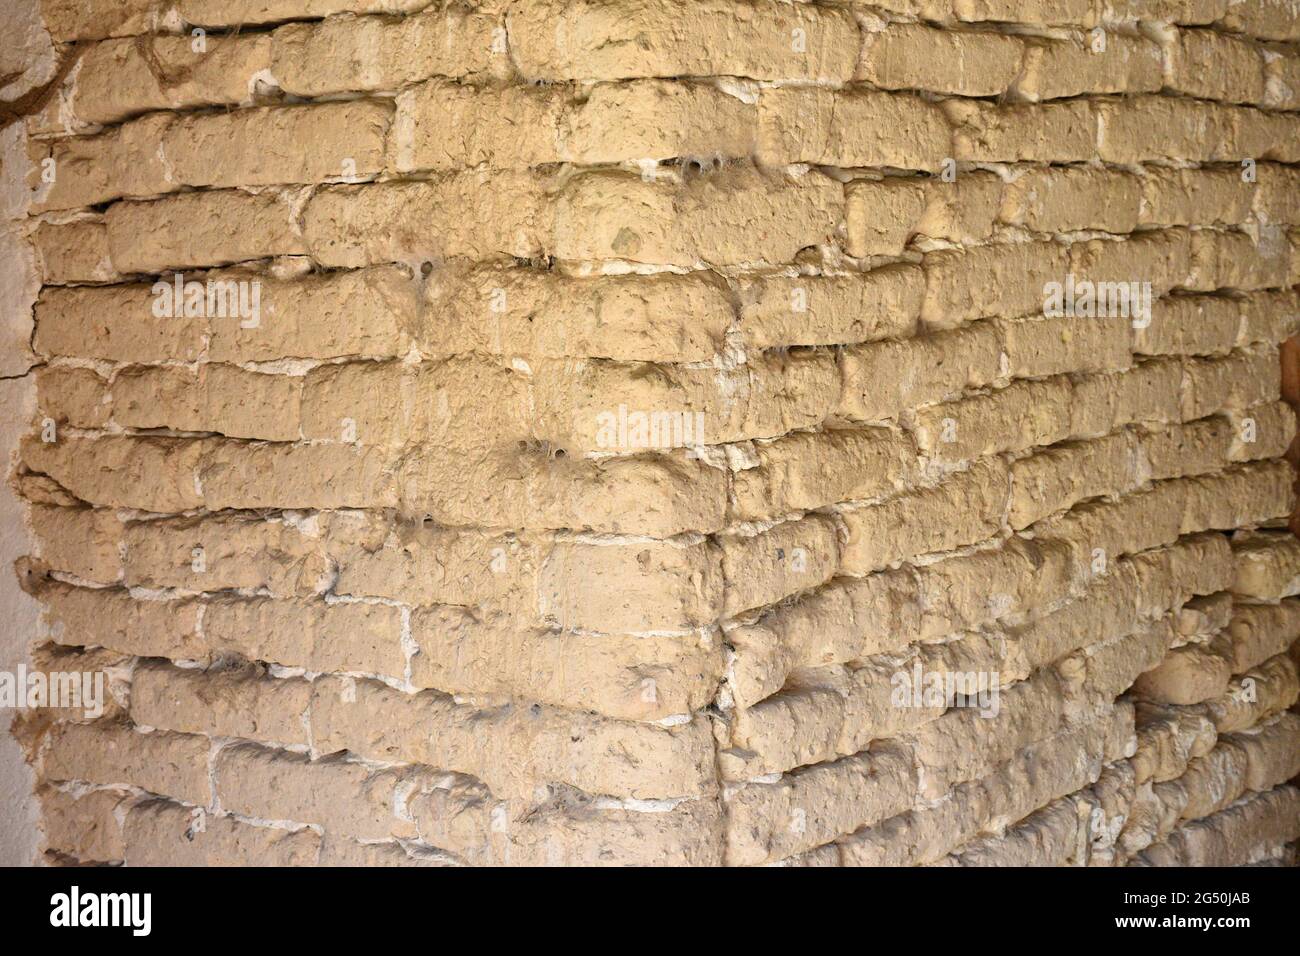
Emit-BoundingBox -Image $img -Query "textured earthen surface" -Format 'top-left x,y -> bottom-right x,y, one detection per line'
2,0 -> 1300,866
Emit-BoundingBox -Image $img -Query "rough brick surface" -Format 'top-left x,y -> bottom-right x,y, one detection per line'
6,0 -> 1300,870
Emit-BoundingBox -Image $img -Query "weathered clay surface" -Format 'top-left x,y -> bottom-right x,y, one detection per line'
4,0 -> 1300,867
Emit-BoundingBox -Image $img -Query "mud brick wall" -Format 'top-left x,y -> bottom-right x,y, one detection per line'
3,0 -> 1300,867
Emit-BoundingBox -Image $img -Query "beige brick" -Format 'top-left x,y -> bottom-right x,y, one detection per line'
507,0 -> 858,82
331,521 -> 539,609
946,99 -> 1096,163
956,791 -> 1093,866
1134,638 -> 1234,705
1139,167 -> 1254,228
1069,228 -> 1194,296
318,840 -> 456,867
30,115 -> 173,212
725,745 -> 916,865
25,645 -> 130,724
914,536 -> 1076,639
1011,33 -> 1162,101
205,598 -> 407,679
1000,167 -> 1141,234
200,441 -> 399,512
1222,0 -> 1300,41
30,505 -> 122,583
392,81 -> 568,171
1263,48 -> 1300,109
719,515 -> 839,616
39,788 -> 129,862
857,24 -> 1023,96
731,428 -> 919,521
946,0 -> 1100,25
22,435 -> 205,513
1229,401 -> 1296,463
1233,108 -> 1300,163
1183,228 -> 1291,293
1203,653 -> 1299,733
42,584 -> 203,660
303,174 -> 547,268
737,267 -> 922,348
1009,431 -> 1139,529
757,89 -> 950,170
131,663 -> 312,747
1254,163 -> 1300,225
1141,416 -> 1235,482
908,669 -> 1070,799
123,799 -> 321,866
499,793 -> 724,866
39,0 -> 160,40
35,283 -> 204,362
553,166 -> 842,268
913,377 -> 1074,464
309,675 -> 717,800
841,709 -> 1131,865
838,321 -> 1002,423
43,723 -> 211,806
726,569 -> 920,708
181,0 -> 429,28
1097,97 -> 1237,164
1168,30 -> 1266,104
400,445 -> 728,537
105,191 -> 307,274
530,350 -> 839,452
215,745 -> 423,841
1181,348 -> 1280,420
425,263 -> 731,361
70,34 -> 272,125
402,777 -> 497,864
1229,713 -> 1300,792
536,538 -> 722,633
270,6 -> 499,96
123,514 -> 331,598
395,79 -> 756,171
31,221 -> 118,285
839,458 -> 1008,574
999,313 -> 1133,379
1103,0 -> 1226,24
843,173 -> 1003,258
1139,786 -> 1300,865
1231,531 -> 1300,600
35,367 -> 110,429
407,609 -> 722,720
921,240 -> 1071,329
1135,295 -> 1241,357
299,361 -> 415,448
842,179 -> 926,259
1181,461 -> 1294,537
917,171 -> 1004,245
112,365 -> 303,442
163,101 -> 392,190
1238,290 -> 1300,348
208,266 -> 417,362
1226,601 -> 1300,675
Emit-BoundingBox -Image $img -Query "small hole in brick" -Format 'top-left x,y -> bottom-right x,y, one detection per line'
420,261 -> 433,276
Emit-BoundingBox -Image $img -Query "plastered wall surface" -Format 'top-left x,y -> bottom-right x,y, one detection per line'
0,0 -> 49,868
0,378 -> 39,867
1,0 -> 1299,866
